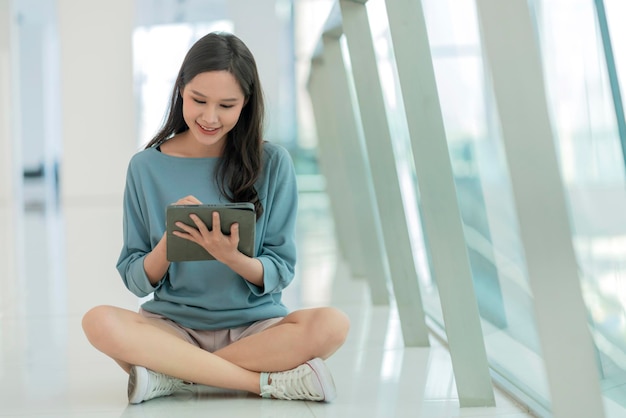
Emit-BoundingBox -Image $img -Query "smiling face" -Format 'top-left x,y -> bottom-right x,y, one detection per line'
180,70 -> 246,155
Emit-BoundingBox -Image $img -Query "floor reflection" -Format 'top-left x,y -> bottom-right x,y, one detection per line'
0,192 -> 535,418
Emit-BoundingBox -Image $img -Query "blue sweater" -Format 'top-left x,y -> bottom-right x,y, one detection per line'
116,142 -> 298,330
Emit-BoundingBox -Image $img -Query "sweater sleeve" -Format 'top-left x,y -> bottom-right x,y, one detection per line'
115,160 -> 162,297
247,147 -> 298,296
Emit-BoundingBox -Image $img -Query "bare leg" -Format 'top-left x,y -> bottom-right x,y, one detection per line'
83,305 -> 350,396
214,307 -> 350,372
82,305 -> 261,394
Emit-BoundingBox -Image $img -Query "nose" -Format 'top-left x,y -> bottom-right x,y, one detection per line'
201,106 -> 219,124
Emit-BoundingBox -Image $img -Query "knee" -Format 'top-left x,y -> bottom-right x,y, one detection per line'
82,305 -> 120,347
310,307 -> 350,351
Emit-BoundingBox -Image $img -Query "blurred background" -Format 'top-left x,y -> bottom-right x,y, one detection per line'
1,0 -> 626,417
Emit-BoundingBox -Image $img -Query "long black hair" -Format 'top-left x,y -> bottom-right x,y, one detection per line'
145,32 -> 265,218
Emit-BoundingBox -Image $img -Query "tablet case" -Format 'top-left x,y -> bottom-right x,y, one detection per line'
166,202 -> 256,261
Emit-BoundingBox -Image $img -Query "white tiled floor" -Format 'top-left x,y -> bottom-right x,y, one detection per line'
0,192 -> 535,417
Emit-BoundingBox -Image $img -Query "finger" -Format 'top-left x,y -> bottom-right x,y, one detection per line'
175,221 -> 200,238
189,214 -> 210,235
230,222 -> 240,242
186,195 -> 203,204
172,230 -> 197,242
173,195 -> 203,205
211,211 -> 222,234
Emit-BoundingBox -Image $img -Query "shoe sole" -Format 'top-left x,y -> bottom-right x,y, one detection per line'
128,365 -> 148,404
307,358 -> 337,402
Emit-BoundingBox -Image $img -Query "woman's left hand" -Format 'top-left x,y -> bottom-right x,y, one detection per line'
173,211 -> 240,263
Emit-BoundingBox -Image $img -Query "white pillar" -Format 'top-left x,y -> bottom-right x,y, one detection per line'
338,0 -> 429,346
384,0 -> 494,406
307,57 -> 368,279
0,0 -> 24,314
57,0 -> 137,314
308,47 -> 390,305
476,0 -> 605,416
57,0 -> 135,201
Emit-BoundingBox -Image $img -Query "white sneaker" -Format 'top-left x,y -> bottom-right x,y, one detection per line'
260,358 -> 336,402
128,365 -> 191,404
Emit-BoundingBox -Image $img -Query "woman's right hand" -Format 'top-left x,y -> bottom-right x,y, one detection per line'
144,196 -> 204,285
156,195 -> 203,248
173,195 -> 203,206
162,195 -> 203,246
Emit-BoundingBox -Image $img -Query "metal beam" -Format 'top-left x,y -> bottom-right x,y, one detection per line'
594,0 -> 626,173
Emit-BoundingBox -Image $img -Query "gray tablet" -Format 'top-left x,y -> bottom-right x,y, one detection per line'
166,202 -> 256,262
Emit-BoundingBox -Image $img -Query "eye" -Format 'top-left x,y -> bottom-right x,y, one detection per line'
221,104 -> 235,109
193,98 -> 206,104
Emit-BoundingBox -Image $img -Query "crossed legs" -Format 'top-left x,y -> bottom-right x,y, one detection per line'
82,305 -> 350,396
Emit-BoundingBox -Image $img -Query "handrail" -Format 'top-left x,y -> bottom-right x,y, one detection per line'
594,0 -> 626,174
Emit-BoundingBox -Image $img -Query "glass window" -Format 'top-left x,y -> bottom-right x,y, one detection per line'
314,0 -> 626,413
368,0 -> 551,409
533,0 -> 626,410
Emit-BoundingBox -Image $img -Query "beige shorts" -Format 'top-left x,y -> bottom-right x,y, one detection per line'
139,308 -> 284,352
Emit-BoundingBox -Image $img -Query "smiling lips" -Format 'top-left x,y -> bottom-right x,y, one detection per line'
197,122 -> 220,135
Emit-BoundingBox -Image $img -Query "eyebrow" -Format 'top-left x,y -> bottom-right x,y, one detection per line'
190,90 -> 241,102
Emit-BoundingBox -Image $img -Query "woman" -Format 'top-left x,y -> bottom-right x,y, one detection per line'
82,32 -> 350,404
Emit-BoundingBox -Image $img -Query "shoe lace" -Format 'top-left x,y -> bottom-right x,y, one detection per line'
260,364 -> 323,401
145,370 -> 190,400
